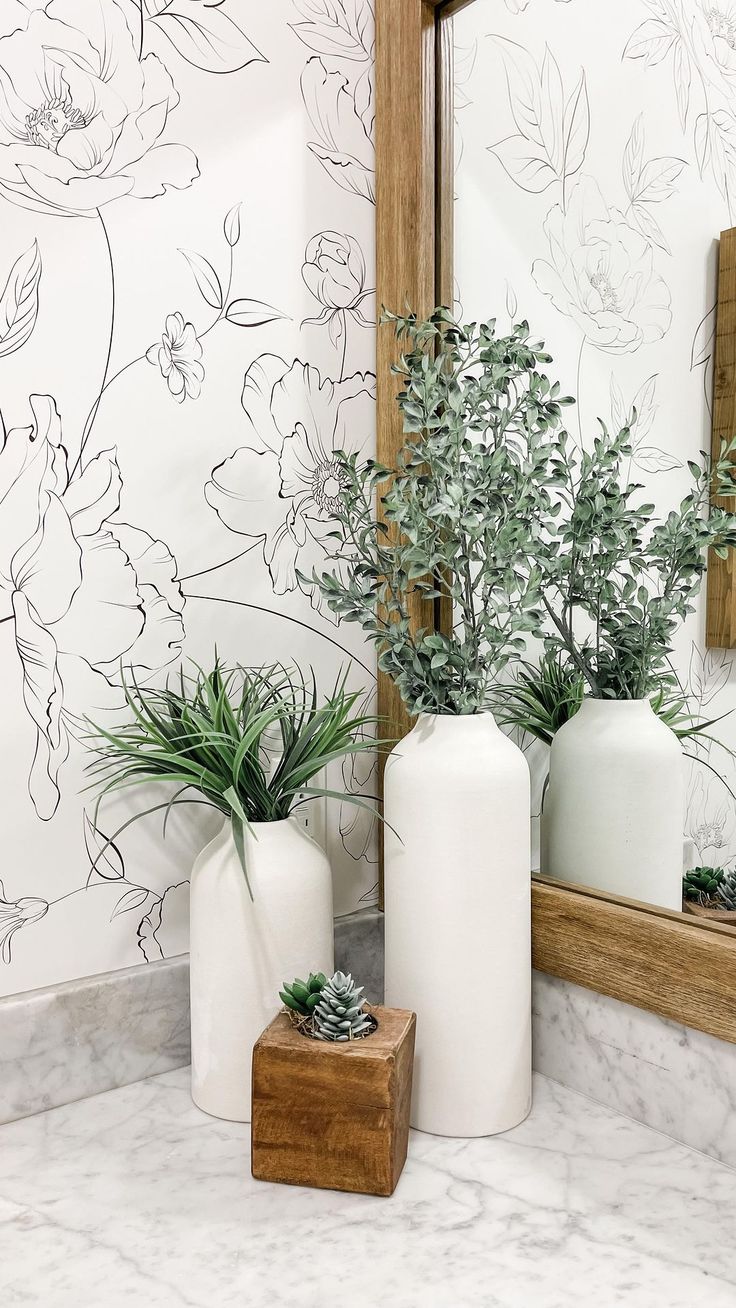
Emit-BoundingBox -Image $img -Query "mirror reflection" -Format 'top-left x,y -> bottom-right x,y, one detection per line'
453,0 -> 736,921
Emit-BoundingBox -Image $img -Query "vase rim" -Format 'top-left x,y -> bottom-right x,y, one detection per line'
221,815 -> 297,831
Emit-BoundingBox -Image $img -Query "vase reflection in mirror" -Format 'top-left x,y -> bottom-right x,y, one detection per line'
542,698 -> 684,912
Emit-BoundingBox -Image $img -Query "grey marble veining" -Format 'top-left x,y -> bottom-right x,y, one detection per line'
0,955 -> 190,1125
1,1066 -> 735,1308
533,971 -> 736,1168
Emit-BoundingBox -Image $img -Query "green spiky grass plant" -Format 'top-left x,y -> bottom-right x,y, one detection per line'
85,661 -> 389,897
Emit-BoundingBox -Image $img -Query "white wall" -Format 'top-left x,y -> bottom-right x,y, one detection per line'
454,0 -> 736,868
0,0 -> 377,996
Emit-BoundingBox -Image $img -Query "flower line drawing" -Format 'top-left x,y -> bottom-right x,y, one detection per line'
300,55 -> 374,203
302,230 -> 375,378
0,880 -> 48,964
0,394 -> 185,818
205,353 -> 375,613
532,175 -> 672,355
146,312 -> 205,402
0,0 -> 200,217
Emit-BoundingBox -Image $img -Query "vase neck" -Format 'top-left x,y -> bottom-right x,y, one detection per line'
577,697 -> 654,720
413,710 -> 500,738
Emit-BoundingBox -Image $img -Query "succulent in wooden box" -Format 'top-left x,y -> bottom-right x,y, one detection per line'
313,971 -> 373,1042
278,969 -> 374,1041
279,973 -> 327,1017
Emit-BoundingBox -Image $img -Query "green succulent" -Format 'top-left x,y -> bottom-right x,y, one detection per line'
313,971 -> 373,1042
716,870 -> 736,912
279,972 -> 327,1017
683,867 -> 725,904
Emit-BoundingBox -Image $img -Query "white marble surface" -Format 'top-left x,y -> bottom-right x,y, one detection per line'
1,1068 -> 735,1307
533,972 -> 736,1168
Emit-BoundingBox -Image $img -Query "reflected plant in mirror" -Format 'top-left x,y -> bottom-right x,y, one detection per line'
533,422 -> 736,701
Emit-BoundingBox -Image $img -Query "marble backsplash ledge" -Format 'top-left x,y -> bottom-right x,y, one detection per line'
532,972 -> 736,1168
0,955 -> 190,1125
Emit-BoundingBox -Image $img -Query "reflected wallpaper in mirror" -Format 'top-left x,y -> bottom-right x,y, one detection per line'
453,0 -> 736,921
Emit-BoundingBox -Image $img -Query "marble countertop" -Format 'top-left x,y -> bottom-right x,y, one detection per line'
1,1068 -> 734,1308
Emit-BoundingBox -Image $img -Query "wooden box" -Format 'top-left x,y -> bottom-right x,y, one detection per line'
251,1006 -> 416,1197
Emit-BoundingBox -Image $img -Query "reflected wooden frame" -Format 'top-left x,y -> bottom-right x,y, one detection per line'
375,0 -> 736,1045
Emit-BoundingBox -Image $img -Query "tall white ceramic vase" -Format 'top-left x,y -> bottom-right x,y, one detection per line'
189,817 -> 334,1122
384,713 -> 532,1137
544,698 -> 684,910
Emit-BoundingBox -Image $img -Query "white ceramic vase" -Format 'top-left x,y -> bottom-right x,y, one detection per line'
544,698 -> 684,911
383,712 -> 532,1137
189,817 -> 334,1122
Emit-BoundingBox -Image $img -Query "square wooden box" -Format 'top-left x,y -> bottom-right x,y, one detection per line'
251,1006 -> 416,1197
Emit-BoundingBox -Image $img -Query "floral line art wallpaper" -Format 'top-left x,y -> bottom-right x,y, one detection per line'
0,0 -> 377,995
454,0 -> 736,872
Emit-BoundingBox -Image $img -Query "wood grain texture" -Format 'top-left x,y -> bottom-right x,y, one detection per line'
532,878 -> 736,1045
376,0 -> 437,749
375,0 -> 439,905
707,228 -> 736,647
251,1008 -> 416,1197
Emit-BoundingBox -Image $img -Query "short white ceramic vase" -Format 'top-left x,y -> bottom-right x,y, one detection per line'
189,817 -> 334,1122
543,698 -> 684,911
383,712 -> 532,1137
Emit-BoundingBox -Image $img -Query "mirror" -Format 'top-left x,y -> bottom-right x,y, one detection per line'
451,0 -> 736,924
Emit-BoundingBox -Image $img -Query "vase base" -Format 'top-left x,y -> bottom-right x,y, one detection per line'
191,1081 -> 250,1124
410,1096 -> 533,1139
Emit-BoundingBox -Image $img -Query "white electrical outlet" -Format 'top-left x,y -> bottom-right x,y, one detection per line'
293,769 -> 327,849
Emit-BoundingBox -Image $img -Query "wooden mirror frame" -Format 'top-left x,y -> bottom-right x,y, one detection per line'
375,0 -> 736,1046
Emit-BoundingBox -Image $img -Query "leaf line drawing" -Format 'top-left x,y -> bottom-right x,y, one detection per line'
142,0 -> 267,74
691,301 -> 716,420
488,37 -> 589,206
610,371 -> 681,476
622,113 -> 686,254
290,0 -> 374,63
0,241 -> 41,359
